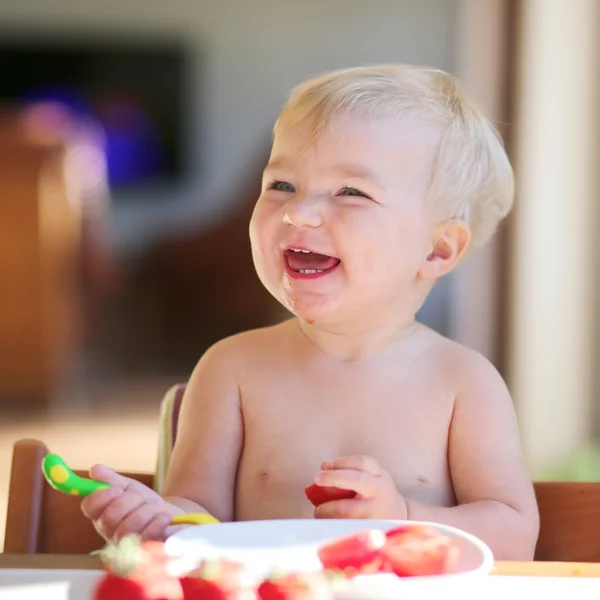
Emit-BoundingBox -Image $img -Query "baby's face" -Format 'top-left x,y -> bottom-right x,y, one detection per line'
249,114 -> 441,327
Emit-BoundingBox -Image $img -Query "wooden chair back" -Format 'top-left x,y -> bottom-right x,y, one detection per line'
0,114 -> 81,401
533,480 -> 600,562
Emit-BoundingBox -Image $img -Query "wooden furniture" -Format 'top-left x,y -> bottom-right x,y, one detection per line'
4,439 -> 153,554
155,383 -> 187,494
533,481 -> 600,562
0,115 -> 81,400
6,437 -> 600,561
0,111 -> 117,402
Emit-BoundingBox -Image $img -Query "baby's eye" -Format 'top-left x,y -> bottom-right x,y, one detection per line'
269,180 -> 296,193
338,186 -> 369,198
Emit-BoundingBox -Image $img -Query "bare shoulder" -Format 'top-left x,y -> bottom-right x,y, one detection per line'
418,326 -> 510,405
192,318 -> 295,375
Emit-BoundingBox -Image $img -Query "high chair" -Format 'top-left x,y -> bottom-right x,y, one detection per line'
533,481 -> 600,561
4,383 -> 600,561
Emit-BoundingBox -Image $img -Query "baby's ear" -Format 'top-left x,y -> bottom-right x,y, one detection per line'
419,219 -> 471,280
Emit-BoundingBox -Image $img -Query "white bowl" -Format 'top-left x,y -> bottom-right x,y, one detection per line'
165,519 -> 493,596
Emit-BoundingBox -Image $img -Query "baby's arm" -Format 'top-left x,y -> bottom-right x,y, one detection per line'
161,337 -> 244,523
406,350 -> 540,560
81,338 -> 243,542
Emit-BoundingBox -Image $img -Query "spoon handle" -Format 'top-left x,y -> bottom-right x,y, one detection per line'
42,453 -> 109,496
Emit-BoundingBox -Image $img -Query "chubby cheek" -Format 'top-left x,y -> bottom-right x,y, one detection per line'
336,213 -> 396,271
249,201 -> 283,281
386,207 -> 431,263
342,212 -> 427,286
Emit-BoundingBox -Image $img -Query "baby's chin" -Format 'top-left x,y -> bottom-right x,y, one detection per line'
282,293 -> 344,327
257,270 -> 346,324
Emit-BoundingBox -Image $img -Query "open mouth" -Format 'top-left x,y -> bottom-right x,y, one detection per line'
283,247 -> 341,279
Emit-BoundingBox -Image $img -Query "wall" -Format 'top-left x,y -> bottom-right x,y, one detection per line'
0,0 -> 457,255
508,0 -> 600,477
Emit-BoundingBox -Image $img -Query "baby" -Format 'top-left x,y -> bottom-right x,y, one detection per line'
82,64 -> 540,560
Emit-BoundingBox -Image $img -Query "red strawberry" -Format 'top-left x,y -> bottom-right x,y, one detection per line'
180,558 -> 255,599
180,578 -> 253,600
94,534 -> 183,600
382,525 -> 460,577
304,484 -> 356,507
317,530 -> 387,576
384,524 -> 440,541
257,571 -> 333,600
95,573 -> 182,600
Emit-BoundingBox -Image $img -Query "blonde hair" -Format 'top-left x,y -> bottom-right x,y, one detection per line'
274,64 -> 514,246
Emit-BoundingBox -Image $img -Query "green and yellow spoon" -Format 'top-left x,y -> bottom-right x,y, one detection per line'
41,453 -> 219,526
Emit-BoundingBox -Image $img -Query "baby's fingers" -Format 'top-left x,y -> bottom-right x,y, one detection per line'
163,523 -> 193,540
140,514 -> 175,542
316,468 -> 380,498
81,486 -> 124,521
114,502 -> 173,542
314,498 -> 372,519
95,492 -> 147,542
322,456 -> 382,476
90,465 -> 157,499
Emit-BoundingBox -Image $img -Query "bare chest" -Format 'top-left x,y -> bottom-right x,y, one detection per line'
234,366 -> 455,520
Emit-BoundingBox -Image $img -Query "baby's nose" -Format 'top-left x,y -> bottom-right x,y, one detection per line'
283,195 -> 324,228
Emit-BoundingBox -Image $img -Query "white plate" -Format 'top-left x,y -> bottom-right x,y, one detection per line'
165,519 -> 494,596
0,569 -> 101,600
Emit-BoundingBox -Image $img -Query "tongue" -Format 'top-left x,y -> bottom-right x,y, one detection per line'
287,252 -> 340,272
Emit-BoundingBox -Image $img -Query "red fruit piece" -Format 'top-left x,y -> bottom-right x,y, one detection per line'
180,577 -> 254,600
385,524 -> 440,540
304,484 -> 356,507
94,573 -> 160,600
94,534 -> 183,600
317,529 -> 387,576
181,558 -> 255,600
382,525 -> 460,577
257,571 -> 333,600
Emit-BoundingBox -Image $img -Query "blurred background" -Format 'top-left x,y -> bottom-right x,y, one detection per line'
0,0 -> 598,545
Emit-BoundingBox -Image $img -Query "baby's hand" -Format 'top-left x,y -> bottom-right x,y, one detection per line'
313,455 -> 408,520
81,464 -> 175,543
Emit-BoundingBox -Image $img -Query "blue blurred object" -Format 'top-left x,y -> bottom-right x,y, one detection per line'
98,101 -> 162,185
21,86 -> 91,115
0,39 -> 187,193
20,85 -> 163,187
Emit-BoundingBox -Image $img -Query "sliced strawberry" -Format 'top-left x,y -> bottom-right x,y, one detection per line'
304,484 -> 356,507
257,571 -> 333,600
181,558 -> 255,599
95,534 -> 183,600
94,573 -> 155,600
384,524 -> 440,541
180,577 -> 254,600
382,525 -> 460,577
317,530 -> 387,576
